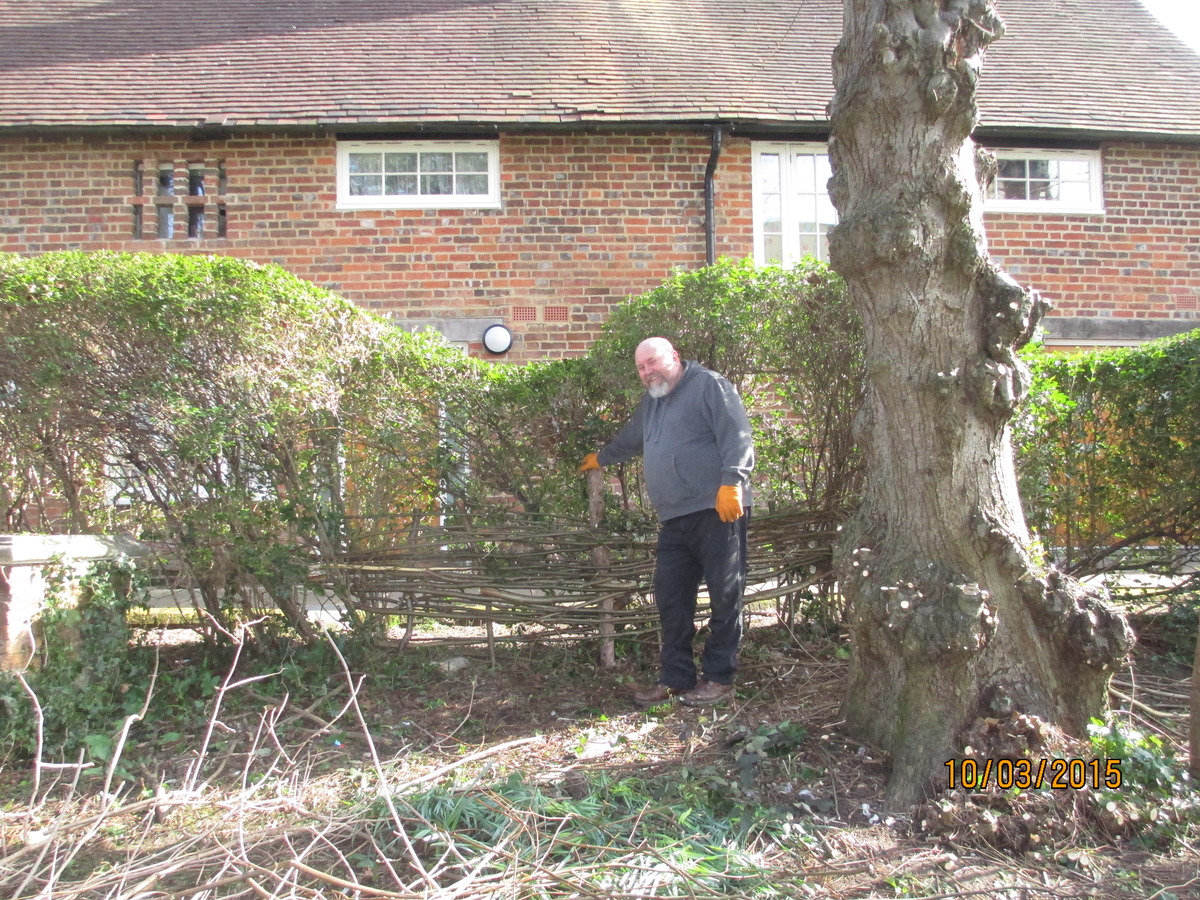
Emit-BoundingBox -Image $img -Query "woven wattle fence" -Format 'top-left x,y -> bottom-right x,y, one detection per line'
323,498 -> 838,659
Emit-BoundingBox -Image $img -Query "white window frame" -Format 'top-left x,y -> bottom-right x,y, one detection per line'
336,140 -> 501,211
751,141 -> 837,266
983,147 -> 1104,215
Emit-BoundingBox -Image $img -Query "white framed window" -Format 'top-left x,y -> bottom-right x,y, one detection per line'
752,142 -> 837,266
336,140 -> 501,210
984,148 -> 1103,214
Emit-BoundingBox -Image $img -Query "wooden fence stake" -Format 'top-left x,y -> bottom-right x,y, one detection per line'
587,468 -> 616,668
1191,613 -> 1199,781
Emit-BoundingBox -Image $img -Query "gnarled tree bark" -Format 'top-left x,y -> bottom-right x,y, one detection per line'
827,0 -> 1134,805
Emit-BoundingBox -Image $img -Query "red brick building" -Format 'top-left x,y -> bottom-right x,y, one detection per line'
1,0 -> 1198,359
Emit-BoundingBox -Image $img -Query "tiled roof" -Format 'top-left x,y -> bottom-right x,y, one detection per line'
0,0 -> 1197,139
978,0 -> 1200,139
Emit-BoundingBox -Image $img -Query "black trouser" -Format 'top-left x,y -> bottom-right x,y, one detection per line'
653,507 -> 749,690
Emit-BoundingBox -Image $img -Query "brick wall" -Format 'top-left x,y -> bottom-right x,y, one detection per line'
1,131 -> 1195,356
0,130 -> 752,361
985,141 -> 1200,344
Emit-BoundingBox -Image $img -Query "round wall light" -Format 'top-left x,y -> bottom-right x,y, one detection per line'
482,323 -> 513,355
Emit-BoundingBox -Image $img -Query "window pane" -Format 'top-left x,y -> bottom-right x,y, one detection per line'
797,233 -> 819,259
1058,181 -> 1093,204
998,179 -> 1028,200
998,159 -> 1027,179
763,233 -> 783,263
1029,159 -> 1051,180
762,194 -> 781,233
385,174 -> 418,195
1029,179 -> 1054,200
422,173 -> 453,194
456,152 -> 488,173
349,153 -> 382,174
815,154 -> 832,186
792,154 -> 816,193
1058,160 -> 1091,182
349,174 -> 382,195
758,154 -> 781,193
817,193 -> 837,224
456,173 -> 488,194
420,153 -> 453,173
384,152 -> 417,172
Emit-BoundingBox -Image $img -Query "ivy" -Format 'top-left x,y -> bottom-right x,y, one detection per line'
0,558 -> 152,764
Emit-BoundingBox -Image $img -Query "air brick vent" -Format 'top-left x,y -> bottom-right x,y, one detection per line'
511,305 -> 572,322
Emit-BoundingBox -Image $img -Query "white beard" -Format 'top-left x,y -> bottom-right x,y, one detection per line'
646,380 -> 670,398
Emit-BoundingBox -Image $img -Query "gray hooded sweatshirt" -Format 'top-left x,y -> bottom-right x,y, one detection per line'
597,360 -> 754,521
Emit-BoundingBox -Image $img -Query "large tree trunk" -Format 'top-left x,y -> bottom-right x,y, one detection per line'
827,0 -> 1133,805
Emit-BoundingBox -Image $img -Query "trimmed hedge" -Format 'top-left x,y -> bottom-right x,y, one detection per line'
0,252 -> 864,636
4,249 -> 1197,632
456,256 -> 866,524
0,251 -> 475,632
1016,331 -> 1200,584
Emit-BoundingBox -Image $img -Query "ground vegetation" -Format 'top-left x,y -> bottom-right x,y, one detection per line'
0,603 -> 1196,899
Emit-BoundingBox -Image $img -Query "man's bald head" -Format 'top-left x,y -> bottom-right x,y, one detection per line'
634,337 -> 684,398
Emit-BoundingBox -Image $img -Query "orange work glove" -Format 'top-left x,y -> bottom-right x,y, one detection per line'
578,452 -> 601,473
715,485 -> 744,522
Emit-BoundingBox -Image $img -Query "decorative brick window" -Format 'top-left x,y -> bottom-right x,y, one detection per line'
984,148 -> 1104,214
156,163 -> 174,238
336,140 -> 501,210
751,141 -> 836,266
132,160 -> 227,240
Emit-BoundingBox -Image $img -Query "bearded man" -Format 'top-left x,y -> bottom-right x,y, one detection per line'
580,337 -> 754,706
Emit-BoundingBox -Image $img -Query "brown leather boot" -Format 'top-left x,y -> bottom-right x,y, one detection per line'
680,680 -> 734,707
633,683 -> 686,706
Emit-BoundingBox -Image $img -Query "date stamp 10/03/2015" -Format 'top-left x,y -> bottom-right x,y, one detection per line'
945,758 -> 1123,791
